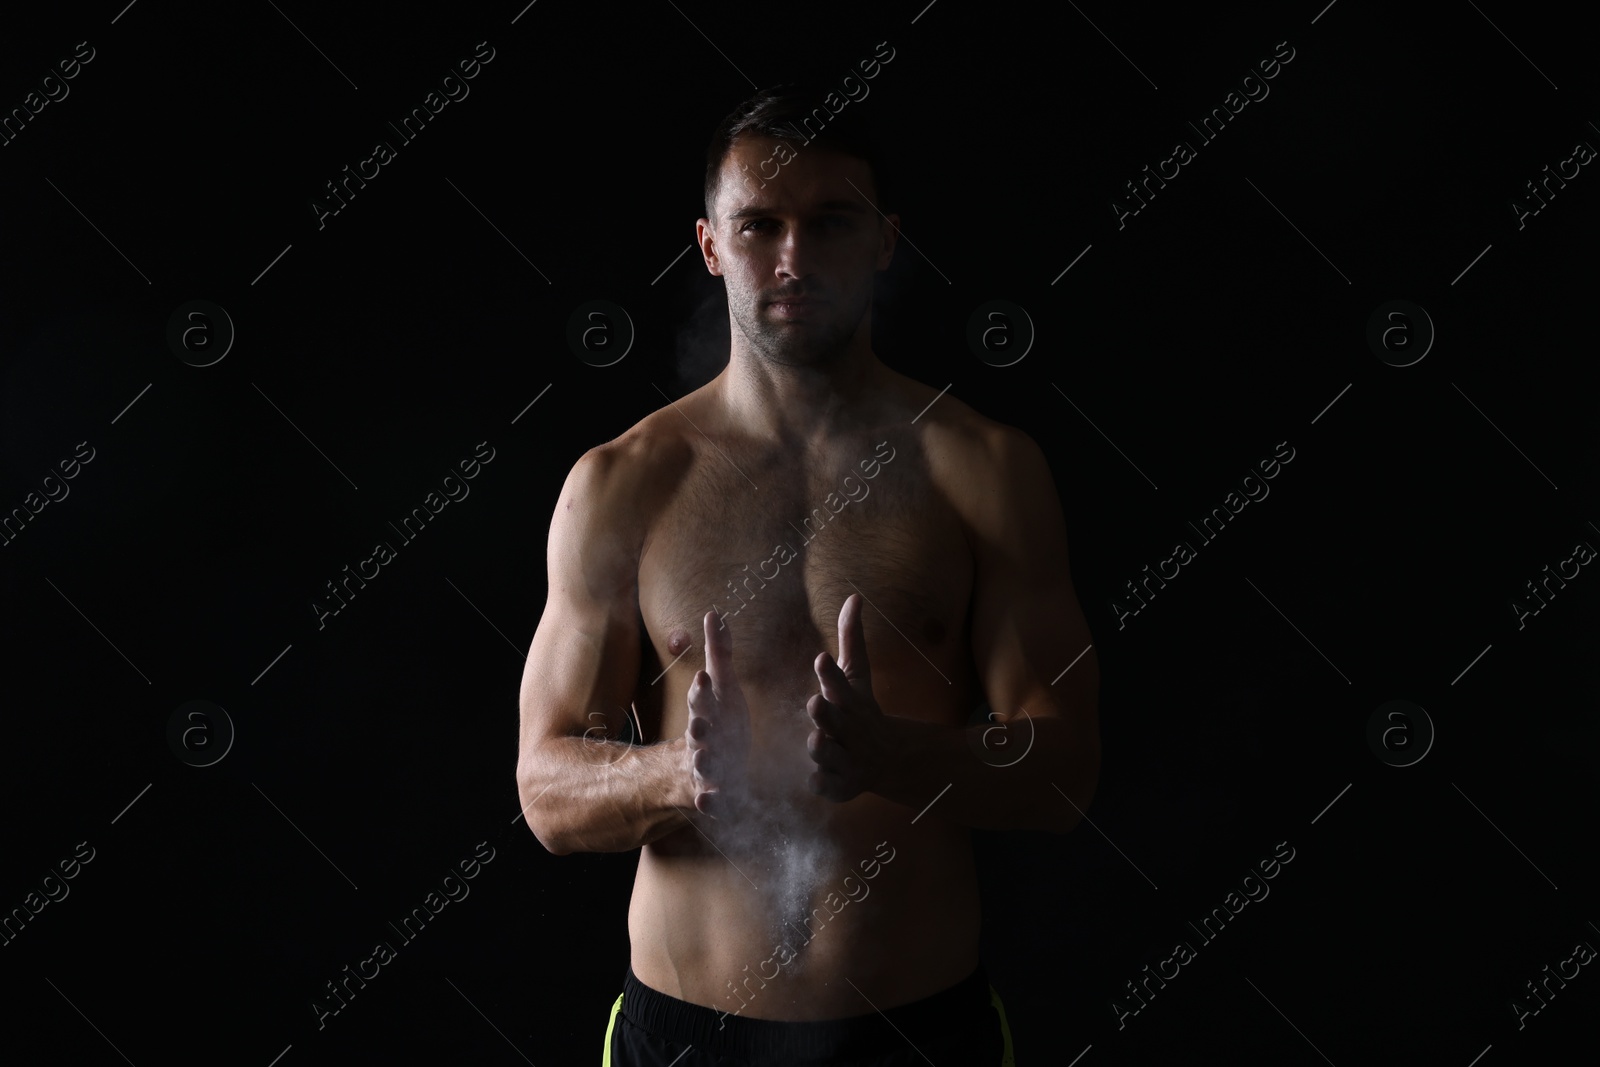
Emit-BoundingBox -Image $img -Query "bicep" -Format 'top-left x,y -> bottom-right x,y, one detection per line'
517,449 -> 643,764
966,429 -> 1099,733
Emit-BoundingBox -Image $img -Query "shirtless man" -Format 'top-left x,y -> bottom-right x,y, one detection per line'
516,85 -> 1101,1066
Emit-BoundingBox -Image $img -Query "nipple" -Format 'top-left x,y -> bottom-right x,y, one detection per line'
668,629 -> 692,655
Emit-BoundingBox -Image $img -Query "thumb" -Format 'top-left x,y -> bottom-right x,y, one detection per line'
837,592 -> 872,687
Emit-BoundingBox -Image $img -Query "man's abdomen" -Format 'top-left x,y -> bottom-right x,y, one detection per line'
627,802 -> 983,1021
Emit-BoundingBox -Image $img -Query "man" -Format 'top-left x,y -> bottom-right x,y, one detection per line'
516,82 -> 1101,1066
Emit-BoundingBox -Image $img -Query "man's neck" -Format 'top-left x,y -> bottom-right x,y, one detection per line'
717,348 -> 888,448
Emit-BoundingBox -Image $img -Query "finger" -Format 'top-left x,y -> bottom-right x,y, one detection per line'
807,693 -> 843,736
813,653 -> 852,710
686,672 -> 716,742
837,592 -> 872,687
807,767 -> 848,800
807,728 -> 850,771
695,788 -> 719,818
703,609 -> 736,701
689,669 -> 717,703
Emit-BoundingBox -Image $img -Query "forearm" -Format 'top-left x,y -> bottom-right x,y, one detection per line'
519,735 -> 696,855
872,714 -> 1100,833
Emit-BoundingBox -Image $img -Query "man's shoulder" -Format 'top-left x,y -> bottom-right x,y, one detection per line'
895,379 -> 1034,483
569,403 -> 697,519
588,407 -> 690,468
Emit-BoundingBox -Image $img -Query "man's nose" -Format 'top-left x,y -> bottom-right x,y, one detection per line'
773,229 -> 820,280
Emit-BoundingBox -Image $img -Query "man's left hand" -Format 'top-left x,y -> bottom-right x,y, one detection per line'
807,592 -> 898,802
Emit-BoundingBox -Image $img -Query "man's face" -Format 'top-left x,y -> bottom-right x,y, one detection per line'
700,135 -> 898,369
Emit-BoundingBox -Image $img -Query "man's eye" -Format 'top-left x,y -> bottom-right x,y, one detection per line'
739,218 -> 849,233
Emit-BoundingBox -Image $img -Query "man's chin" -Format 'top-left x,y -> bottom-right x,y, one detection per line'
754,335 -> 849,367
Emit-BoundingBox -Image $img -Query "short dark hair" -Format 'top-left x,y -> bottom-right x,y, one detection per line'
703,82 -> 892,221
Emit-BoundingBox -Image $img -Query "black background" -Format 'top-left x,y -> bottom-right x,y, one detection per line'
2,1 -> 1596,1064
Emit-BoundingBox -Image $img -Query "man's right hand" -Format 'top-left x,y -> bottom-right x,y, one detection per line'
686,609 -> 753,819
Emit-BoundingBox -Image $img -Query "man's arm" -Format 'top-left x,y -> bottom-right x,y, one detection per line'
515,444 -> 696,856
876,424 -> 1101,832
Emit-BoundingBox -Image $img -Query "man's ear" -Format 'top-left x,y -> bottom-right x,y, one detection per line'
697,217 -> 724,276
876,213 -> 900,270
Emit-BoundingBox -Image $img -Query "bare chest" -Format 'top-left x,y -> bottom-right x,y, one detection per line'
636,430 -> 976,729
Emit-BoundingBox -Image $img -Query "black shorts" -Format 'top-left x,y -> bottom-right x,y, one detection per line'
602,962 -> 1016,1066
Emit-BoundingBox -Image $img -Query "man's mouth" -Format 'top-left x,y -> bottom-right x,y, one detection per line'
767,296 -> 822,313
